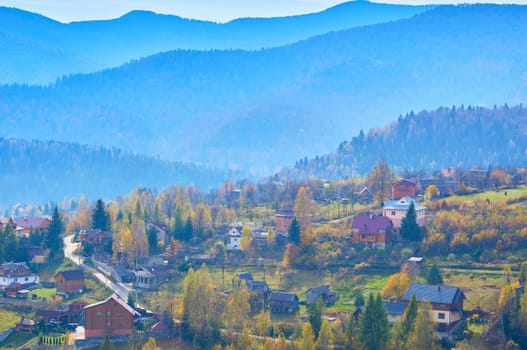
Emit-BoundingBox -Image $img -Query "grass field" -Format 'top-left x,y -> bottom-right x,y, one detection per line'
0,308 -> 22,331
0,332 -> 36,349
31,287 -> 57,301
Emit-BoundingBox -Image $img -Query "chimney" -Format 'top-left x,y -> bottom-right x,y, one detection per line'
438,286 -> 441,291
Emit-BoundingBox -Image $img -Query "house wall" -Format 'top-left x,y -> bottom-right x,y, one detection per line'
393,183 -> 416,199
56,276 -> 84,294
226,236 -> 241,250
382,208 -> 426,228
275,216 -> 293,233
84,301 -> 134,338
0,274 -> 39,286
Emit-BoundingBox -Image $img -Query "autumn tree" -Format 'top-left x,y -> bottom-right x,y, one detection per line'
92,199 -> 111,231
294,186 -> 314,233
316,320 -> 334,349
295,322 -> 316,350
192,203 -> 213,239
224,278 -> 250,342
267,227 -> 276,246
401,201 -> 420,241
406,302 -> 438,350
142,337 -> 161,350
425,185 -> 439,200
240,225 -> 254,254
358,293 -> 389,350
182,266 -> 220,346
381,272 -> 410,301
427,264 -> 443,285
366,158 -> 393,205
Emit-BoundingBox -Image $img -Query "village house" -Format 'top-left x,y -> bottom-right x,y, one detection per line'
16,315 -> 35,333
246,280 -> 270,297
55,269 -> 85,296
382,197 -> 426,229
0,262 -> 39,289
275,209 -> 294,234
84,294 -> 140,338
402,283 -> 466,333
15,217 -> 50,237
80,229 -> 113,256
351,214 -> 393,248
305,285 -> 339,305
0,217 -> 15,230
225,227 -> 242,251
145,220 -> 169,246
269,291 -> 299,313
384,301 -> 407,323
392,179 -> 417,199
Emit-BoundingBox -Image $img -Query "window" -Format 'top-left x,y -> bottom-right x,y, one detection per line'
438,313 -> 445,320
107,311 -> 111,316
391,211 -> 396,216
96,311 -> 103,317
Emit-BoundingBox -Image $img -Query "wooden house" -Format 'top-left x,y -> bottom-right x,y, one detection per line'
84,294 -> 140,338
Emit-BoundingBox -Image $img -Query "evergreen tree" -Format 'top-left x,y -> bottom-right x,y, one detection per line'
354,292 -> 365,308
46,207 -> 64,261
288,218 -> 301,245
308,297 -> 324,338
358,293 -> 389,350
173,208 -> 185,241
427,264 -> 443,285
147,226 -> 158,253
92,199 -> 111,231
401,293 -> 418,337
4,225 -> 18,262
401,201 -> 420,241
183,217 -> 193,241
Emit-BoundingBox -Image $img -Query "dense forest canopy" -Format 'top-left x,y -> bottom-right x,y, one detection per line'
285,104 -> 527,180
0,138 -> 231,204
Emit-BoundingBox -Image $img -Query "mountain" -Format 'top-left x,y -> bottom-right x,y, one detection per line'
282,104 -> 527,180
0,4 -> 526,174
0,1 -> 433,84
0,138 -> 232,204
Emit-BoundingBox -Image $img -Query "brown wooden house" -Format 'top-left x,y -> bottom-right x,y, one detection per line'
84,294 -> 140,338
275,209 -> 294,234
392,179 -> 416,199
55,269 -> 85,295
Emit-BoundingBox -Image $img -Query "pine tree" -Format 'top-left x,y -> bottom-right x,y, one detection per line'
427,264 -> 443,285
288,218 -> 301,245
358,293 -> 389,350
183,217 -> 193,241
401,201 -> 420,241
401,293 -> 418,337
92,199 -> 111,231
46,207 -> 64,261
309,297 -> 324,337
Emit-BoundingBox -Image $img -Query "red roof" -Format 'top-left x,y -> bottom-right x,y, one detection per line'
84,294 -> 140,316
352,214 -> 391,234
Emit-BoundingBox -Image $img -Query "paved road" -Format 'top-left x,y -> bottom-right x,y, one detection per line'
63,235 -> 131,301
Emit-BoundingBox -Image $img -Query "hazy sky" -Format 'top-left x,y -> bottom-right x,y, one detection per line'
1,0 -> 526,22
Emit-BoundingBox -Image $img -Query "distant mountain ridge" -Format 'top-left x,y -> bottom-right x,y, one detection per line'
282,104 -> 527,180
0,4 -> 525,175
0,1 -> 433,84
0,138 -> 231,204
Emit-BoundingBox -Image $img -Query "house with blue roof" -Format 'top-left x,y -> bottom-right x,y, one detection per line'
382,197 -> 426,229
402,283 -> 466,332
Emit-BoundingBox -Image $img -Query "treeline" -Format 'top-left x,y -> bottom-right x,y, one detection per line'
287,104 -> 527,180
0,138 -> 231,204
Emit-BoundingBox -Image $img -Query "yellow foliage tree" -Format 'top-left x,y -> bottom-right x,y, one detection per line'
142,337 -> 160,350
381,272 -> 411,301
295,322 -> 316,350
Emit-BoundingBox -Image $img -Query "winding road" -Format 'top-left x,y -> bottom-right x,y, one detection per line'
63,234 -> 132,301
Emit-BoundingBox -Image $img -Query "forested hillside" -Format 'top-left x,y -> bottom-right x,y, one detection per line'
0,1 -> 431,84
284,104 -> 527,180
0,5 -> 525,173
0,138 -> 231,204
